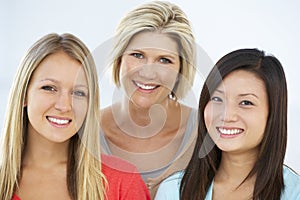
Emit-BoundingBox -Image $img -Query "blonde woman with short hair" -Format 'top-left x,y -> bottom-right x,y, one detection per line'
100,1 -> 197,198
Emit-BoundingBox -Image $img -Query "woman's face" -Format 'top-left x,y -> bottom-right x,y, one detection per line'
204,69 -> 269,154
26,51 -> 89,143
119,31 -> 180,108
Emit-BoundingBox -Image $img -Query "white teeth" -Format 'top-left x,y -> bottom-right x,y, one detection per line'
48,117 -> 69,125
218,128 -> 242,135
135,82 -> 156,90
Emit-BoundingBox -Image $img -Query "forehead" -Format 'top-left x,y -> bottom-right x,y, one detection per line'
126,31 -> 178,54
31,51 -> 87,85
219,70 -> 266,94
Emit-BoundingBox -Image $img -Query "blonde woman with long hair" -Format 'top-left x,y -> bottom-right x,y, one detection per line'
0,33 -> 150,200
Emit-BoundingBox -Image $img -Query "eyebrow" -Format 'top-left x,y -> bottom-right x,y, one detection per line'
239,93 -> 259,99
161,54 -> 177,61
40,78 -> 58,83
40,78 -> 88,89
214,89 -> 259,99
127,48 -> 178,60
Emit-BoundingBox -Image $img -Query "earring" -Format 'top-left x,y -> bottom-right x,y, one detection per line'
168,92 -> 177,101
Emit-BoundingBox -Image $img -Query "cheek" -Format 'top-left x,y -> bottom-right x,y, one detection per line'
27,91 -> 51,114
251,113 -> 268,139
159,67 -> 179,89
26,97 -> 51,129
204,103 -> 214,130
120,57 -> 140,77
119,60 -> 137,88
73,100 -> 88,128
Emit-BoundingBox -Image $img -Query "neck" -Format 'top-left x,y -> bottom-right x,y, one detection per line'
111,97 -> 186,138
23,130 -> 69,168
126,98 -> 176,125
216,150 -> 258,184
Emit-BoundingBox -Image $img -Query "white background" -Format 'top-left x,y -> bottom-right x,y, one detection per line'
1,0 -> 299,172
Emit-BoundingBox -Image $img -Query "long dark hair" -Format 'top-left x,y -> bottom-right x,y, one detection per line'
180,48 -> 287,200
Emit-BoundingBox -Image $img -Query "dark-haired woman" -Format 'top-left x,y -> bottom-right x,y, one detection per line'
155,48 -> 300,200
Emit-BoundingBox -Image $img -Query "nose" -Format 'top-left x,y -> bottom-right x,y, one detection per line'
54,92 -> 72,112
219,102 -> 238,122
138,63 -> 157,80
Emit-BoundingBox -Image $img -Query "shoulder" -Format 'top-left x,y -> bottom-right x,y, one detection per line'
100,106 -> 113,125
155,171 -> 183,200
283,165 -> 300,186
281,165 -> 300,199
161,171 -> 183,185
12,195 -> 21,200
100,105 -> 112,115
100,105 -> 121,138
101,154 -> 139,175
101,154 -> 150,200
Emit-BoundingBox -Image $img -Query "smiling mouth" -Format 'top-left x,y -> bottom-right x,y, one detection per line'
217,127 -> 244,135
47,116 -> 72,125
133,81 -> 160,91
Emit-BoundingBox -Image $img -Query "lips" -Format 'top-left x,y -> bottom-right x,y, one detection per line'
216,127 -> 244,138
133,80 -> 160,91
47,116 -> 72,126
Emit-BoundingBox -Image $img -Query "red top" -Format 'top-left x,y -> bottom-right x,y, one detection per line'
12,154 -> 150,200
12,195 -> 20,200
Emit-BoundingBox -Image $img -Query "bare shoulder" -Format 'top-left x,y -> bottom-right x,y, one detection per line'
100,105 -> 118,136
100,105 -> 113,122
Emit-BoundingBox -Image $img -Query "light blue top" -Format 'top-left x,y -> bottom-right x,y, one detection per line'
155,165 -> 300,200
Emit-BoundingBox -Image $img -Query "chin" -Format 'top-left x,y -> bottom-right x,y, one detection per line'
129,97 -> 154,108
132,101 -> 153,109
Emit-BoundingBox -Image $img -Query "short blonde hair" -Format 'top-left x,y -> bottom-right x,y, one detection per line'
0,33 -> 106,200
111,1 -> 196,99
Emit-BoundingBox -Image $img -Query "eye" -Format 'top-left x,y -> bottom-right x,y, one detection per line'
41,85 -> 56,92
72,90 -> 87,97
210,96 -> 223,102
159,57 -> 172,64
240,100 -> 254,106
131,53 -> 144,59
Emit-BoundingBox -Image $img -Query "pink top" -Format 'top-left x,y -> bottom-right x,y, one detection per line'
12,154 -> 150,200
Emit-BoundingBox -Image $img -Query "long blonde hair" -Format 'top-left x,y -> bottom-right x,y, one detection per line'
0,33 -> 107,200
